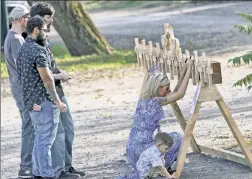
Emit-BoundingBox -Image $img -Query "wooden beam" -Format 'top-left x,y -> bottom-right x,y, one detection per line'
210,61 -> 222,84
170,102 -> 201,153
175,102 -> 201,178
198,85 -> 222,102
216,99 -> 252,169
199,145 -> 249,166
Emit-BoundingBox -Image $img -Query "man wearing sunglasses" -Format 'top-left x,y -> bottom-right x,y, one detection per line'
3,6 -> 35,179
30,2 -> 85,178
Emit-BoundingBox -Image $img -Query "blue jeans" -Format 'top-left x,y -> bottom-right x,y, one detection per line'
61,96 -> 74,169
30,100 -> 60,177
51,96 -> 74,174
11,86 -> 35,172
19,108 -> 35,171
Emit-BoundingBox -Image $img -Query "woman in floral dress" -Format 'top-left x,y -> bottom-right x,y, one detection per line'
116,60 -> 193,179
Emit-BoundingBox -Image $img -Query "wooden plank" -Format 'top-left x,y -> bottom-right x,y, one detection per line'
148,41 -> 153,68
193,50 -> 199,84
198,56 -> 205,87
175,102 -> 201,178
199,145 -> 249,166
170,102 -> 201,153
211,61 -> 222,84
134,38 -> 140,66
198,85 -> 222,102
216,99 -> 252,169
141,39 -> 147,69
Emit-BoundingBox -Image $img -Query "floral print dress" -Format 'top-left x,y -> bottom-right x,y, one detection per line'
115,98 -> 182,179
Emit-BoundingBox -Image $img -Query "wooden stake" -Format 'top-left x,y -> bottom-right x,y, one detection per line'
216,99 -> 252,169
176,101 -> 202,178
148,41 -> 153,68
141,39 -> 147,70
134,38 -> 140,67
198,56 -> 205,87
202,52 -> 208,84
193,51 -> 199,84
170,102 -> 201,153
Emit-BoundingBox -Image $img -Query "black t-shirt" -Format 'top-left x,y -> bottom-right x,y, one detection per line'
17,38 -> 52,111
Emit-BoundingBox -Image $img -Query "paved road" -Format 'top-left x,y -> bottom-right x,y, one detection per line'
50,1 -> 252,55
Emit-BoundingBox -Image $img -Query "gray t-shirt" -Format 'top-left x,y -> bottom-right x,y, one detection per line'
4,31 -> 25,110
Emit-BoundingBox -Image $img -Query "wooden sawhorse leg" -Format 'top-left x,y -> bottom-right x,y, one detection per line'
170,102 -> 201,153
175,102 -> 201,178
216,98 -> 252,169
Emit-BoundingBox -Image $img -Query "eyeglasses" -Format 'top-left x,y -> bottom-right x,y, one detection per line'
41,29 -> 48,33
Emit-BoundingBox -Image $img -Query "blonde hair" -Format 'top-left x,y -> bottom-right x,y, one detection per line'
140,73 -> 170,100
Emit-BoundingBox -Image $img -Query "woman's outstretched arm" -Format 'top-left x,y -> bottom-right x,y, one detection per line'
158,60 -> 193,105
172,65 -> 188,93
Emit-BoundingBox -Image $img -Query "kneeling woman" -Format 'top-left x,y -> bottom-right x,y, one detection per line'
116,60 -> 193,178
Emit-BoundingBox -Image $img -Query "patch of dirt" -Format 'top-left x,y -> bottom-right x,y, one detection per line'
1,49 -> 252,178
2,1 -> 252,178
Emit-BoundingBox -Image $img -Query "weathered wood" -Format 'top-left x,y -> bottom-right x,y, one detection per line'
211,61 -> 222,84
193,50 -> 199,84
198,85 -> 222,102
141,39 -> 147,69
175,102 -> 202,178
170,102 -> 201,153
216,99 -> 252,169
199,145 -> 249,166
134,38 -> 140,66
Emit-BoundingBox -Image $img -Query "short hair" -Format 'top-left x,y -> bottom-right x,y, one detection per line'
26,15 -> 46,34
154,132 -> 173,147
30,2 -> 55,18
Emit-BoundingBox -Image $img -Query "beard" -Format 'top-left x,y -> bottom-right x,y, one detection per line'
21,31 -> 28,39
36,32 -> 47,47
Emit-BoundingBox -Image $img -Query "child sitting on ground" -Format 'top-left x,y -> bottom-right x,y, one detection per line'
136,132 -> 178,179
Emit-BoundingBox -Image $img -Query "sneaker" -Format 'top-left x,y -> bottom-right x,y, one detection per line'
68,167 -> 85,177
18,170 -> 33,178
167,167 -> 176,175
59,171 -> 80,179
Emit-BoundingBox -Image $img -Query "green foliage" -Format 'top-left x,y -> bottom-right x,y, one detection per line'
229,12 -> 252,91
233,73 -> 252,91
235,12 -> 252,23
1,49 -> 136,79
233,13 -> 252,35
234,24 -> 252,35
228,51 -> 252,65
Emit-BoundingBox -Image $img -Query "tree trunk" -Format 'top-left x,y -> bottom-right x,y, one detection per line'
27,1 -> 113,56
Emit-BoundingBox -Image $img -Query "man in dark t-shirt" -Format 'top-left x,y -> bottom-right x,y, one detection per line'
17,16 -> 67,179
30,2 -> 85,178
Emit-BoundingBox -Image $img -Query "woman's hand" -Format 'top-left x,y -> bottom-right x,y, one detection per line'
186,58 -> 193,68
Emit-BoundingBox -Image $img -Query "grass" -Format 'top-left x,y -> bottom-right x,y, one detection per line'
1,44 -> 137,79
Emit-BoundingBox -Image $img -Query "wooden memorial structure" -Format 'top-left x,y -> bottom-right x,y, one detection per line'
134,23 -> 252,178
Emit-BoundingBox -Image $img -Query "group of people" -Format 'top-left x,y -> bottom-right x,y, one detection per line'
4,2 -> 194,179
4,2 -> 85,179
